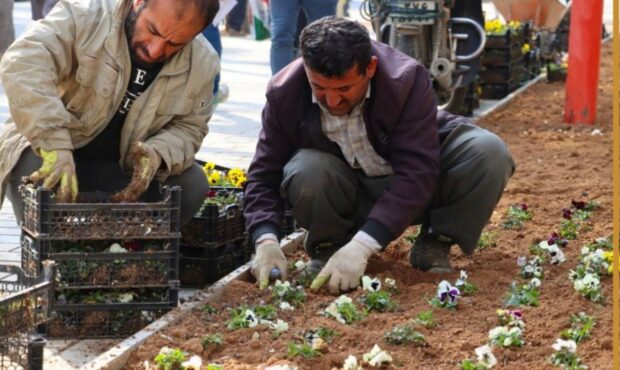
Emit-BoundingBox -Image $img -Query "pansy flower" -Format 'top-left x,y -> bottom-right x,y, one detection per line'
437,280 -> 460,304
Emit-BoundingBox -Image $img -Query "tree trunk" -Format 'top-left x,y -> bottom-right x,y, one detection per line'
0,0 -> 15,57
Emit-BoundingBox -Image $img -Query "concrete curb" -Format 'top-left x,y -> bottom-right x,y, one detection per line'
82,231 -> 307,370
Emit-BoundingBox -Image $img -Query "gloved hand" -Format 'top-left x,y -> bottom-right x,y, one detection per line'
310,236 -> 380,294
251,239 -> 288,289
110,142 -> 160,203
29,149 -> 78,203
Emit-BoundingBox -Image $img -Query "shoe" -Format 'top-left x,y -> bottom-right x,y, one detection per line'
213,83 -> 229,106
409,231 -> 454,273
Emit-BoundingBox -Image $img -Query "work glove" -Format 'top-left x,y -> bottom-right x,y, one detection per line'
29,149 -> 78,203
110,142 -> 160,202
310,235 -> 381,294
251,238 -> 288,289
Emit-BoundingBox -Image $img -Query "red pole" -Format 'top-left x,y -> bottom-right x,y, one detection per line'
563,0 -> 604,125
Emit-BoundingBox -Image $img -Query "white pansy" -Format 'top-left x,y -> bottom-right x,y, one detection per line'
488,326 -> 508,340
266,319 -> 289,334
279,301 -> 294,311
475,344 -> 497,368
581,247 -> 590,255
362,276 -> 381,292
294,260 -> 306,271
384,278 -> 397,289
335,295 -> 353,306
310,337 -> 325,351
502,337 -> 513,347
552,338 -> 577,353
342,355 -> 362,370
362,344 -> 393,367
573,279 -> 585,292
244,309 -> 258,328
550,247 -> 566,264
538,240 -> 551,250
181,355 -> 202,370
108,243 -> 127,253
529,277 -> 541,288
117,293 -> 134,303
325,302 -> 346,324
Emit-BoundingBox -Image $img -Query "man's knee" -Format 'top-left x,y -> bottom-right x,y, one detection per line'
283,149 -> 343,188
472,130 -> 515,177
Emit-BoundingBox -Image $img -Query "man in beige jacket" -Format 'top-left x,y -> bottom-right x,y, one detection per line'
0,0 -> 220,226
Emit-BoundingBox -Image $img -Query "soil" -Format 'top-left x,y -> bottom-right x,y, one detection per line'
124,42 -> 614,370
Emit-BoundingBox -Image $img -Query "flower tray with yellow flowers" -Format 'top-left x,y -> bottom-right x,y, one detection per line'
180,162 -> 247,247
484,20 -> 529,49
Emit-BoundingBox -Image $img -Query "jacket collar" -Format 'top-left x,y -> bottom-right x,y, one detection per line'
104,0 -> 190,76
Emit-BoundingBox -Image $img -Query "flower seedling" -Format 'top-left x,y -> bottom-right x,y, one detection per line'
383,277 -> 399,293
414,310 -> 437,329
460,345 -> 497,369
559,218 -> 580,240
362,344 -> 393,367
496,309 -> 524,328
304,327 -> 339,344
429,280 -> 460,309
287,341 -> 321,359
324,295 -> 364,324
201,333 -> 223,350
560,312 -> 596,343
360,276 -> 396,312
272,280 -> 306,307
455,270 -> 478,295
488,326 -> 524,348
384,324 -> 426,346
226,304 -> 277,330
501,204 -> 532,230
535,240 -> 566,265
341,355 -> 363,370
504,281 -> 539,307
477,231 -> 498,250
202,304 -> 217,314
550,339 -> 586,369
153,347 -> 186,370
569,270 -> 604,304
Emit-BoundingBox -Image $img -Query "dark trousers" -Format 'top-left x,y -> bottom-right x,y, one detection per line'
6,149 -> 208,227
280,125 -> 515,257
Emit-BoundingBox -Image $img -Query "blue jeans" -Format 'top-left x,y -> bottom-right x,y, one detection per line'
202,24 -> 222,94
269,0 -> 338,74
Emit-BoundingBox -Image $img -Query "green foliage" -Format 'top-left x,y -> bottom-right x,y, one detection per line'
550,350 -> 587,369
414,310 -> 437,329
288,342 -> 321,359
457,281 -> 478,296
404,228 -> 421,243
559,219 -> 579,240
338,302 -> 364,324
477,231 -> 498,250
153,348 -> 186,370
272,281 -> 306,306
206,365 -> 224,370
362,290 -> 397,312
306,327 -> 339,343
201,333 -> 223,349
384,324 -> 426,346
226,305 -> 276,330
202,304 -> 217,314
504,281 -> 539,307
560,313 -> 596,344
460,359 -> 488,370
254,304 -> 277,320
294,269 -> 317,288
501,205 -> 532,230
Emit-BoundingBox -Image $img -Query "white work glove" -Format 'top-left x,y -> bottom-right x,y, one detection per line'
251,238 -> 288,289
310,233 -> 381,294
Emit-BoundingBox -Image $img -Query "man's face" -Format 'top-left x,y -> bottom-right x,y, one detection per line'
126,0 -> 204,67
305,56 -> 378,116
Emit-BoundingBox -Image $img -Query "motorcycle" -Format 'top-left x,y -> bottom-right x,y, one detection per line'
361,0 -> 486,113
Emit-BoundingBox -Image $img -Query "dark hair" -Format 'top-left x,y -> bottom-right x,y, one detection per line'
143,0 -> 220,30
300,16 -> 371,77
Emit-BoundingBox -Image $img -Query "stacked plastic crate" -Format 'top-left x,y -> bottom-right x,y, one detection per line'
480,23 -> 537,99
19,185 -> 181,339
180,187 -> 250,288
0,263 -> 54,370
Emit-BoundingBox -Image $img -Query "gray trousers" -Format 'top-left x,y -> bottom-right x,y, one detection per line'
6,149 -> 208,227
281,125 -> 515,257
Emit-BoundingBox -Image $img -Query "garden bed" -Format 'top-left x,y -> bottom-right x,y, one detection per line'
123,43 -> 614,369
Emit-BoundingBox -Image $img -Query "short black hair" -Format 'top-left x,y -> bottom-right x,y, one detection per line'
144,0 -> 220,30
300,16 -> 371,77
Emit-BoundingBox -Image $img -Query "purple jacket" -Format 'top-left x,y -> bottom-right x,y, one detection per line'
244,41 -> 471,247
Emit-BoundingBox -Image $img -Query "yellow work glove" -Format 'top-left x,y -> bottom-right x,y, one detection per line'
310,236 -> 380,294
110,142 -> 161,203
29,149 -> 78,203
251,238 -> 288,289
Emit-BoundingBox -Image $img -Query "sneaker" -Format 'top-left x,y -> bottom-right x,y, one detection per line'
409,231 -> 454,273
213,83 -> 229,106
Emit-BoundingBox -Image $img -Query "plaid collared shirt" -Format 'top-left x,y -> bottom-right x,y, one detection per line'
313,86 -> 394,177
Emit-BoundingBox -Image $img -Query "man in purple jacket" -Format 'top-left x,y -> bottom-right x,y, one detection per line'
244,17 -> 515,293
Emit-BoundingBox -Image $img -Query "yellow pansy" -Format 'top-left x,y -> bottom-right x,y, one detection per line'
521,43 -> 530,54
204,162 -> 216,171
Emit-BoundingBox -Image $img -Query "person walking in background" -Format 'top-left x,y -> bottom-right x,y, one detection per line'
202,24 -> 230,105
225,0 -> 249,36
269,0 -> 338,74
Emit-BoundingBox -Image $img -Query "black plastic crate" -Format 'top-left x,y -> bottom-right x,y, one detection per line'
45,306 -> 170,339
485,30 -> 525,49
0,264 -> 54,370
480,81 -> 521,100
482,46 -> 523,67
479,65 -> 527,84
54,284 -> 178,308
20,185 -> 181,240
182,187 -> 245,246
179,239 -> 251,288
21,233 -> 179,288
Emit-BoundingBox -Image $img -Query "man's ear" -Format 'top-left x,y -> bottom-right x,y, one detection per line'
132,0 -> 144,12
366,55 -> 378,79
